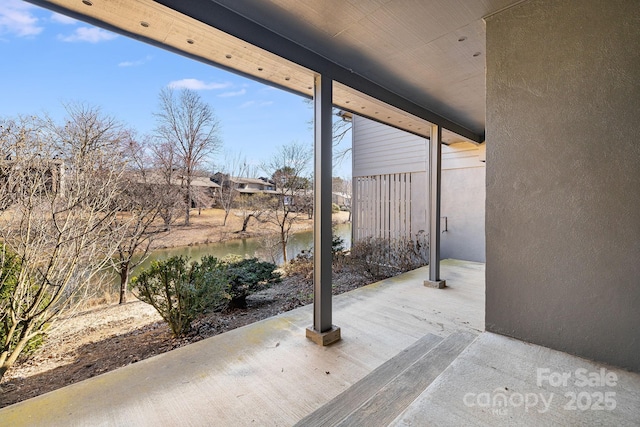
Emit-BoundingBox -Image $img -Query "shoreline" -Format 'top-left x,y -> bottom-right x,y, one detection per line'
150,208 -> 351,251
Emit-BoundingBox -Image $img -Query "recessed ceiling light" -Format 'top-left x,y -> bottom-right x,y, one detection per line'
225,54 -> 232,59
82,0 -> 93,5
473,52 -> 481,57
458,36 -> 467,42
140,21 -> 149,28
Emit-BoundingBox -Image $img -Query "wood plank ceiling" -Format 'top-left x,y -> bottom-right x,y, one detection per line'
27,0 -> 523,144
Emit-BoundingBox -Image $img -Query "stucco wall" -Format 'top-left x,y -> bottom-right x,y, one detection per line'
485,0 -> 640,371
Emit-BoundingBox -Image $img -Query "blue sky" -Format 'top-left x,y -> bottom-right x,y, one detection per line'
0,0 -> 351,177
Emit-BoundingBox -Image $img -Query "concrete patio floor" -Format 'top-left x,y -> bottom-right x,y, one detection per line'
3,259 -> 639,426
390,332 -> 640,426
0,259 -> 485,427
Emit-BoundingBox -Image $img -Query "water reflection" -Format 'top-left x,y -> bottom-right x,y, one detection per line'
131,222 -> 351,275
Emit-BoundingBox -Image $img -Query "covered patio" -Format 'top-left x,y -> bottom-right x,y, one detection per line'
8,0 -> 640,424
0,260 -> 485,426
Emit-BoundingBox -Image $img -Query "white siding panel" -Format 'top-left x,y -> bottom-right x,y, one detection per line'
353,116 -> 427,176
442,142 -> 486,170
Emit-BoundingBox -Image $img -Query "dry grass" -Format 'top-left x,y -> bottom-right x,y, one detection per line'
151,208 -> 350,249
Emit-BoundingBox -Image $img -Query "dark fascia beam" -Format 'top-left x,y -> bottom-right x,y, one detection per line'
153,0 -> 483,143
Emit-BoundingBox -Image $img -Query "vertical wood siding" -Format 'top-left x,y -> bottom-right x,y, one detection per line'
354,173 -> 417,240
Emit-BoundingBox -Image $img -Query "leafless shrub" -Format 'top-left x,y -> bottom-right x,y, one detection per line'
349,232 -> 429,281
0,106 -> 126,380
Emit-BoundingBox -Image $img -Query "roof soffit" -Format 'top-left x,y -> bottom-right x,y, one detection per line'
26,0 -> 524,143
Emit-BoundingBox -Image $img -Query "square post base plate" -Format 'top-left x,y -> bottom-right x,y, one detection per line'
424,280 -> 447,289
306,325 -> 341,346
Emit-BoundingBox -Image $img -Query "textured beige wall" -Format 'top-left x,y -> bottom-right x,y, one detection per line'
485,0 -> 640,371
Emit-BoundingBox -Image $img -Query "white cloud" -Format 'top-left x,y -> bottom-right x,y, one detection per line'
218,88 -> 247,98
167,78 -> 231,90
119,55 -> 152,67
50,13 -> 77,25
240,100 -> 274,108
0,0 -> 43,37
58,27 -> 117,43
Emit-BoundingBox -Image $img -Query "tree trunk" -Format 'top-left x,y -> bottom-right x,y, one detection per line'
185,183 -> 191,225
223,210 -> 229,226
0,322 -> 36,382
119,262 -> 130,304
162,213 -> 172,231
241,214 -> 253,232
281,232 -> 288,263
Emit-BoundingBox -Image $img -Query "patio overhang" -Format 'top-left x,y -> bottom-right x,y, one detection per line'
23,0 -> 512,145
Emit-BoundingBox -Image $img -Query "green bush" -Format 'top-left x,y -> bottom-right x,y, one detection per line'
0,249 -> 47,359
0,246 -> 50,356
131,256 -> 228,337
131,255 -> 280,336
332,203 -> 340,213
192,256 -> 234,313
225,258 -> 281,308
332,234 -> 345,254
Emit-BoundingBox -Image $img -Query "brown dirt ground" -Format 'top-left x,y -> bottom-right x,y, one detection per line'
0,209 -> 359,408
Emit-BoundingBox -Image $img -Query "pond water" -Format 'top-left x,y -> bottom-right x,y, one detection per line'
128,222 -> 351,276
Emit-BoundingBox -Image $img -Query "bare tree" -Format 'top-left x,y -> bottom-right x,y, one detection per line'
215,152 -> 248,226
153,88 -> 222,225
0,107 -> 125,380
110,135 -> 166,304
261,141 -> 312,263
332,111 -> 353,164
305,99 -> 352,164
237,192 -> 268,233
333,176 -> 352,220
149,137 -> 184,231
